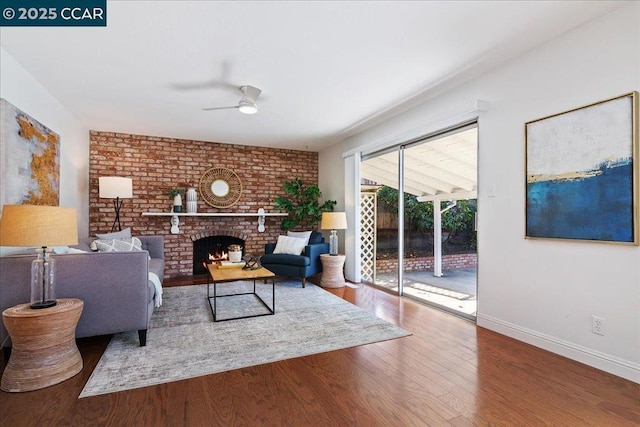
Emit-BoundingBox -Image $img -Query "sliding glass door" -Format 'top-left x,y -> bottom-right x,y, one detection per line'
360,123 -> 478,319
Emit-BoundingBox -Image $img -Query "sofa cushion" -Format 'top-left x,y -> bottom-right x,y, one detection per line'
273,235 -> 306,255
67,247 -> 89,254
53,246 -> 90,254
260,253 -> 311,267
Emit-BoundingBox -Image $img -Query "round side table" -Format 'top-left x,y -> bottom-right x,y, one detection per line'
320,254 -> 346,288
1,298 -> 84,393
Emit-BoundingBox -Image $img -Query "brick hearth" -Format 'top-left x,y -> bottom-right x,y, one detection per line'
89,131 -> 319,278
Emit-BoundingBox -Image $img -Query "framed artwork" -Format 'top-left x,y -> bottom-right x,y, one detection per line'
525,92 -> 638,244
0,99 -> 60,215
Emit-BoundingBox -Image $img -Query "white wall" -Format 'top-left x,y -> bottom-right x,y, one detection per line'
319,3 -> 640,382
318,141 -> 347,252
0,48 -> 90,238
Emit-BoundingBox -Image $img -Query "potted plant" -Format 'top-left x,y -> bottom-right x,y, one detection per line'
274,178 -> 336,230
169,188 -> 185,213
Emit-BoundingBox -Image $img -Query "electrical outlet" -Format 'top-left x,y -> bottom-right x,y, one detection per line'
592,316 -> 605,336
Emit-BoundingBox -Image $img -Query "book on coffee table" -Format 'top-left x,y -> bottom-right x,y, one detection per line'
217,261 -> 245,269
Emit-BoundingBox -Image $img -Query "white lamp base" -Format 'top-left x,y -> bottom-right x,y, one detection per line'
30,248 -> 57,309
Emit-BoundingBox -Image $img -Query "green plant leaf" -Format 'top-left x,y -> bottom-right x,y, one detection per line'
274,178 -> 336,230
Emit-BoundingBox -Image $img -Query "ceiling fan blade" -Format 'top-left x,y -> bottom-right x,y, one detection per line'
201,105 -> 239,111
171,80 -> 237,91
241,85 -> 262,101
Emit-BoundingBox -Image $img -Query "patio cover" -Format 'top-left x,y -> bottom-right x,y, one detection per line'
360,127 -> 477,201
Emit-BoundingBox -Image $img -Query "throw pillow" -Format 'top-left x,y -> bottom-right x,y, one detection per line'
93,237 -> 143,253
95,228 -> 132,240
273,235 -> 307,255
287,230 -> 312,246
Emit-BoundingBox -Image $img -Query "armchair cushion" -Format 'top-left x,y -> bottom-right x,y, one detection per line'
260,253 -> 311,267
304,241 -> 329,259
308,232 -> 324,244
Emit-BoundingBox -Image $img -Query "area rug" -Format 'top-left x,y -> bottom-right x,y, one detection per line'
79,281 -> 410,397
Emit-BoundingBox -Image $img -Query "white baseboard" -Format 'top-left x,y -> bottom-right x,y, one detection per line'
477,314 -> 640,384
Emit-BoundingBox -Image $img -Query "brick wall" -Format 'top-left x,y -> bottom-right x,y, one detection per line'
376,253 -> 477,273
89,131 -> 318,278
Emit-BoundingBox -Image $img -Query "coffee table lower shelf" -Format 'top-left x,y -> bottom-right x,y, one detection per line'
206,265 -> 276,322
207,279 -> 275,322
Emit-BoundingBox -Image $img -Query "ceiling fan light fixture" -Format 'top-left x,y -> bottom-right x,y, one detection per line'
238,99 -> 258,114
202,84 -> 262,114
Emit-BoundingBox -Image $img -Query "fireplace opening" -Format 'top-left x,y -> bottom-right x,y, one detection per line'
193,234 -> 246,275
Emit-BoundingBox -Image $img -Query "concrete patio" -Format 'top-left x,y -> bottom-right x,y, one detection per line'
371,267 -> 477,316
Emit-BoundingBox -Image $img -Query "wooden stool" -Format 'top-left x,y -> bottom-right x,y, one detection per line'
320,254 -> 346,288
1,298 -> 84,392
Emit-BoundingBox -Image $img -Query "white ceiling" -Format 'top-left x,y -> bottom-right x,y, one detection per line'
0,1 -> 624,151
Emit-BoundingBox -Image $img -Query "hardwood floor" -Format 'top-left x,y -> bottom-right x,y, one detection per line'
1,278 -> 638,426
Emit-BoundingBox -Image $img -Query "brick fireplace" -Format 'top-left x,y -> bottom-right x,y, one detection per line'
192,230 -> 247,275
89,131 -> 319,278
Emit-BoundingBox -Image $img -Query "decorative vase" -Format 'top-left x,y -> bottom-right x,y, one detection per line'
228,244 -> 242,263
173,194 -> 182,213
186,186 -> 198,213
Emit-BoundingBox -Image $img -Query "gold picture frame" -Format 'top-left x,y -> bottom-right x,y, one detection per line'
525,91 -> 638,245
199,167 -> 242,208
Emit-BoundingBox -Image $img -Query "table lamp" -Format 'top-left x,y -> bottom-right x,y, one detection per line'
0,205 -> 78,309
99,176 -> 133,232
321,212 -> 347,256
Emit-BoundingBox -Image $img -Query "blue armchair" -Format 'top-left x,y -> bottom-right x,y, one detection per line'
260,231 -> 329,287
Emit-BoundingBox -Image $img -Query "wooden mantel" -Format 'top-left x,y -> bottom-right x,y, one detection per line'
141,208 -> 287,234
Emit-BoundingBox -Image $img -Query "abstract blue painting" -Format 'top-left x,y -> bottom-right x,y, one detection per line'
526,92 -> 638,244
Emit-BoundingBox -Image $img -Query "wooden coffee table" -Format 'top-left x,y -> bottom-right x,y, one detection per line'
206,265 -> 276,322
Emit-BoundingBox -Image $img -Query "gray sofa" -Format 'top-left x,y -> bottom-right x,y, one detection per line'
0,235 -> 164,349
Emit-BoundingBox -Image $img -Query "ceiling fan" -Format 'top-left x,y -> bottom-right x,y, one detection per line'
202,85 -> 262,115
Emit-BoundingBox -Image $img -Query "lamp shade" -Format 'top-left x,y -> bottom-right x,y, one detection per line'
321,212 -> 347,230
99,177 -> 133,199
0,205 -> 78,247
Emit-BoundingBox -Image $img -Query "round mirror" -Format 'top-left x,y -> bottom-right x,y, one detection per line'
211,179 -> 230,197
199,167 -> 242,208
